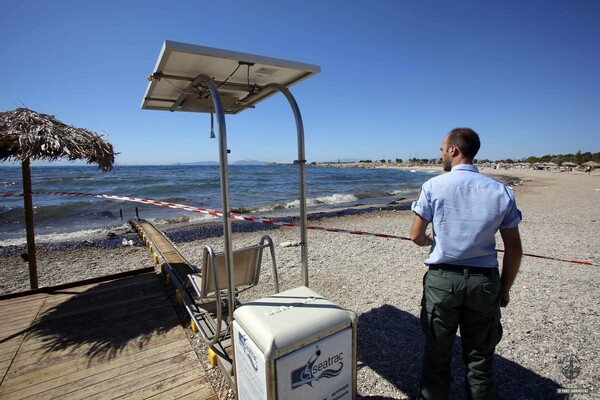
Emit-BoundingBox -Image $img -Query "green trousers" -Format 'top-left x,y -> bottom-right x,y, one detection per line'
418,268 -> 503,400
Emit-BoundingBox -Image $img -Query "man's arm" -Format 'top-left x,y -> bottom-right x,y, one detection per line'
499,226 -> 523,307
410,214 -> 434,247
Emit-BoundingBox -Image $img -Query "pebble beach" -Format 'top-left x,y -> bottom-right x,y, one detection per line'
1,167 -> 599,399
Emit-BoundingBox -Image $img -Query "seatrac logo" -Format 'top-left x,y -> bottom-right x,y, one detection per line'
291,345 -> 344,389
238,332 -> 258,371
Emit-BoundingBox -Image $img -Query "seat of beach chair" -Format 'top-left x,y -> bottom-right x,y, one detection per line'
185,235 -> 277,302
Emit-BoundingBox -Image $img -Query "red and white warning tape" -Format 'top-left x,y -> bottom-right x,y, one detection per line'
2,191 -> 411,240
2,191 -> 597,266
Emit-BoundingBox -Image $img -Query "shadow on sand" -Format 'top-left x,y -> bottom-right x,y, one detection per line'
356,304 -> 563,400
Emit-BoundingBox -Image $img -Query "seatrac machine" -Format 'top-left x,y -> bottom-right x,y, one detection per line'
142,41 -> 357,400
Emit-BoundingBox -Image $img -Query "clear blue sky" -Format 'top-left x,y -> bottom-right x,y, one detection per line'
2,0 -> 599,165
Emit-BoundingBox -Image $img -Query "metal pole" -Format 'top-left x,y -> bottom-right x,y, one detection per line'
264,83 -> 309,287
196,74 -> 237,327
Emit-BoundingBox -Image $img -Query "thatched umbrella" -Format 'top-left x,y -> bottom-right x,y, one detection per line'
582,161 -> 600,168
0,107 -> 115,289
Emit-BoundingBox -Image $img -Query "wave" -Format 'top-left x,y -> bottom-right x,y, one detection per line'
259,193 -> 360,211
0,224 -> 131,247
311,193 -> 358,205
243,190 -> 418,214
146,213 -> 219,226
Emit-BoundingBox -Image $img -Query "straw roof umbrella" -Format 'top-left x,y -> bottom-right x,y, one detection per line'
0,107 -> 115,289
582,161 -> 600,168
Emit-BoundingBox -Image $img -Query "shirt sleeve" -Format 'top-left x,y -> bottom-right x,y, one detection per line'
411,184 -> 433,222
499,188 -> 522,229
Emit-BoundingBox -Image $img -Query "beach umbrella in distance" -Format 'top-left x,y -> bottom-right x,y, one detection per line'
582,161 -> 600,168
0,107 -> 115,289
561,162 -> 578,167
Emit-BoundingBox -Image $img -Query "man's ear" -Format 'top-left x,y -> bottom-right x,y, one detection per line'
450,145 -> 460,157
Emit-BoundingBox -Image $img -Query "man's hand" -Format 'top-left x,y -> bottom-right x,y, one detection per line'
500,290 -> 510,307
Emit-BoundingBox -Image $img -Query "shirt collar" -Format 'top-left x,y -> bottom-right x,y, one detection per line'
451,164 -> 479,173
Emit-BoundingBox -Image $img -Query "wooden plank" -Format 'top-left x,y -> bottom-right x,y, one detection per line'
0,322 -> 33,338
23,305 -> 178,352
0,336 -> 23,349
35,288 -> 164,319
0,293 -> 47,306
14,275 -> 170,358
36,283 -> 167,319
55,356 -> 204,400
86,363 -> 207,400
136,220 -> 190,266
0,314 -> 38,331
23,293 -> 170,337
0,268 -> 154,303
8,277 -> 181,368
16,300 -> 176,354
0,297 -> 46,327
0,348 -> 18,363
143,374 -> 218,400
177,389 -> 220,400
35,273 -> 158,300
0,299 -> 46,316
0,339 -> 191,395
1,348 -> 199,399
0,314 -> 39,329
0,270 -> 218,400
0,366 -> 10,385
36,275 -> 160,313
10,319 -> 186,372
37,288 -> 168,321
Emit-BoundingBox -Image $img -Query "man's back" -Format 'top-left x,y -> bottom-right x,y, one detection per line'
415,164 -> 521,266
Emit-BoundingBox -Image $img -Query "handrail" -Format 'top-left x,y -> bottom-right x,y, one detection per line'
263,83 -> 309,287
197,245 -> 223,346
260,235 -> 280,293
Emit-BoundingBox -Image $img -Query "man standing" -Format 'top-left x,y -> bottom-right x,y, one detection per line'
409,128 -> 523,399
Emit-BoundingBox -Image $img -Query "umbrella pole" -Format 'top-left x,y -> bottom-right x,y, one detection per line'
22,158 -> 38,289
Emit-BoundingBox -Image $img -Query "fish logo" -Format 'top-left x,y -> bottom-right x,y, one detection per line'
291,346 -> 344,390
238,332 -> 259,372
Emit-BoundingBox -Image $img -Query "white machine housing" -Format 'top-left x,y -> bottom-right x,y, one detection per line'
233,286 -> 357,400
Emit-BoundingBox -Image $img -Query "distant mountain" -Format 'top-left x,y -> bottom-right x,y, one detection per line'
233,159 -> 269,165
174,161 -> 219,166
174,159 -> 268,166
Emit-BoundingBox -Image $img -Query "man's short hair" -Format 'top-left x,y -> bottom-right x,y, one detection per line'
447,128 -> 480,159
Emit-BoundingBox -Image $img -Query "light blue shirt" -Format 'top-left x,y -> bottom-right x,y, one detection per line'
411,164 -> 522,267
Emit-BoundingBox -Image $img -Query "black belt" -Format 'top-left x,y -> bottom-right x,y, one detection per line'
428,263 -> 498,276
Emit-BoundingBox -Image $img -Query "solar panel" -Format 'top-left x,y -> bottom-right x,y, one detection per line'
142,41 -> 320,114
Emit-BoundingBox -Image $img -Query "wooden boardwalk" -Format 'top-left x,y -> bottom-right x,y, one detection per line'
0,271 -> 217,399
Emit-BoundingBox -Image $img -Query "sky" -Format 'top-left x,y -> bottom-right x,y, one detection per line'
1,0 -> 599,165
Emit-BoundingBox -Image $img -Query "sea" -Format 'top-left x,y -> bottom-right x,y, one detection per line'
0,164 -> 438,246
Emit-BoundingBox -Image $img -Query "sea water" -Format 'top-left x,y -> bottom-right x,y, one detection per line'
0,164 -> 437,246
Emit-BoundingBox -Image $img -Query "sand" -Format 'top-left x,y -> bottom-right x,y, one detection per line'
1,167 -> 599,399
